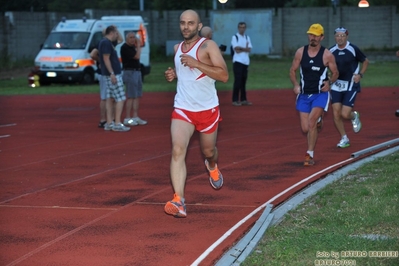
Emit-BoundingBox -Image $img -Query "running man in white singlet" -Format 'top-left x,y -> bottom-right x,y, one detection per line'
164,9 -> 229,218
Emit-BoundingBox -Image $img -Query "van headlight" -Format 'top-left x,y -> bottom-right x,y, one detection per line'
65,62 -> 79,69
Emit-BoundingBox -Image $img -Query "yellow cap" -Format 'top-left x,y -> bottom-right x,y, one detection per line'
307,24 -> 324,36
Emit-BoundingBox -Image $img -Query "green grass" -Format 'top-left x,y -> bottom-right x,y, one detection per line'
242,151 -> 399,266
1,57 -> 398,96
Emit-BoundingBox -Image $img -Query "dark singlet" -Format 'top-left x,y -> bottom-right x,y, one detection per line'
300,45 -> 328,94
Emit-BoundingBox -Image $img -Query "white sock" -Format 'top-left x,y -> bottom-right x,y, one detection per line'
307,151 -> 314,158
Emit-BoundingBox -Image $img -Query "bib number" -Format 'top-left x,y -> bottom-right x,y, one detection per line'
331,79 -> 349,92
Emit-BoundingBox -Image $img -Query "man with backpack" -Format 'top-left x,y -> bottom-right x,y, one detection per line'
231,22 -> 253,106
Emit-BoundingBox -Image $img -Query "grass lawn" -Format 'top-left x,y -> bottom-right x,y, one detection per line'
1,57 -> 398,95
242,151 -> 399,266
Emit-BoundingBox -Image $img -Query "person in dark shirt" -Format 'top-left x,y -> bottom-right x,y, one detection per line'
289,23 -> 339,166
90,27 -> 122,128
120,32 -> 147,126
98,25 -> 130,132
329,27 -> 369,148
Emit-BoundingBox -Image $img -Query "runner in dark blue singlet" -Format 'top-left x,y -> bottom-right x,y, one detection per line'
329,27 -> 369,148
289,24 -> 339,166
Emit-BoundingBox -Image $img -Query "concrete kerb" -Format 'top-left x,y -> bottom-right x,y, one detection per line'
214,140 -> 399,266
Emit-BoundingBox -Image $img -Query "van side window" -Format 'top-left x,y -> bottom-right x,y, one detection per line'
89,32 -> 103,52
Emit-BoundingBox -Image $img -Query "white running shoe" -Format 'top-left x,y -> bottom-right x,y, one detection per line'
337,137 -> 350,148
104,122 -> 114,131
112,123 -> 131,132
132,117 -> 147,125
124,118 -> 138,126
351,111 -> 362,133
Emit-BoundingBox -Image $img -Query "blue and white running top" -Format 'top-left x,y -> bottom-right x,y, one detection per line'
329,41 -> 367,92
299,45 -> 329,94
174,37 -> 219,112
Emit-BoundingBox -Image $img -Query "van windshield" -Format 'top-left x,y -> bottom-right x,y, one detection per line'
42,32 -> 90,49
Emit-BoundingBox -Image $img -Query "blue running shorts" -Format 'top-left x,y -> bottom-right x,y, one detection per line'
296,92 -> 330,113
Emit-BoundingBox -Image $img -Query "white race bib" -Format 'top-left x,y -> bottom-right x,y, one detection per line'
331,79 -> 349,92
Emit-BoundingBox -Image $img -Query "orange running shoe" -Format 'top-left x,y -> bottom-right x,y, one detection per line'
304,153 -> 315,166
205,160 -> 224,190
164,194 -> 186,218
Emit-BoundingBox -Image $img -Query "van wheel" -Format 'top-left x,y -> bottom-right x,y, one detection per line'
81,69 -> 94,84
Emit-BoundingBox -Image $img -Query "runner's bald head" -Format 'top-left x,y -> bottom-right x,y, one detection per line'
200,26 -> 213,39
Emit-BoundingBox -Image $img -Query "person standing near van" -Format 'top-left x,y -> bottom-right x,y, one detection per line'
90,27 -> 122,128
121,32 -> 147,126
329,27 -> 368,148
231,22 -> 252,106
98,25 -> 130,132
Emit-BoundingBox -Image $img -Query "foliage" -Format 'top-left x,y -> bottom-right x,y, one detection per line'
2,0 -> 399,13
152,0 -> 212,12
284,0 -> 399,8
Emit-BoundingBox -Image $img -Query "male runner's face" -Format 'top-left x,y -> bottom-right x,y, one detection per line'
180,13 -> 201,41
334,33 -> 348,48
308,34 -> 323,47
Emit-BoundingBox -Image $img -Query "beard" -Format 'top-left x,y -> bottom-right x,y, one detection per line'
181,30 -> 198,41
309,41 -> 317,47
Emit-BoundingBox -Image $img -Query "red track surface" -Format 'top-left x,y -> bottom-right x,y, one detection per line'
0,87 -> 398,266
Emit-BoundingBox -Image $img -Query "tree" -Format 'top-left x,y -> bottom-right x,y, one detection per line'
2,0 -> 398,13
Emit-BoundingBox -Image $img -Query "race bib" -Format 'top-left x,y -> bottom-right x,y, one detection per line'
331,79 -> 349,92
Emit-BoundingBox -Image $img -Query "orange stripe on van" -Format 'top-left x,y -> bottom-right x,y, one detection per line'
76,59 -> 95,67
39,56 -> 73,62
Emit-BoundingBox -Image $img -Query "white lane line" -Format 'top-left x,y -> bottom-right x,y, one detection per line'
193,140 -> 399,265
191,157 -> 354,266
0,205 -> 118,211
0,123 -> 16,128
0,135 -> 11,138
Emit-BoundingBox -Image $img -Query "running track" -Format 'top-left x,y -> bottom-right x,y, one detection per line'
0,87 -> 398,266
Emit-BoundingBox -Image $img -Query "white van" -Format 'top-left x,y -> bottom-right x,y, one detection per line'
31,16 -> 150,86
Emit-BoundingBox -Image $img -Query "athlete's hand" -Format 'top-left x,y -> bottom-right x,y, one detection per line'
165,67 -> 176,82
353,73 -> 361,84
180,54 -> 197,68
321,80 -> 330,92
293,85 -> 301,95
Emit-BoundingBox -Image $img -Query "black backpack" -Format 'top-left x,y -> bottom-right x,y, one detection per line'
230,34 -> 248,56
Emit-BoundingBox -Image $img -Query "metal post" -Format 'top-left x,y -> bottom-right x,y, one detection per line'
140,0 -> 144,11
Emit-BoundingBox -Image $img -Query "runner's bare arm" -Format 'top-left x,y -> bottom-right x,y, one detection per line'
180,40 -> 228,83
290,47 -> 303,94
323,50 -> 339,88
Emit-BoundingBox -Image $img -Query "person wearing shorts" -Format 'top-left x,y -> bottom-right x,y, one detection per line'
329,27 -> 369,148
121,32 -> 147,126
163,9 -> 229,218
98,25 -> 130,132
90,27 -> 122,128
289,23 -> 339,166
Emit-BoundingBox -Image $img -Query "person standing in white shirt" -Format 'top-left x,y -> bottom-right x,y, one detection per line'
231,22 -> 253,106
